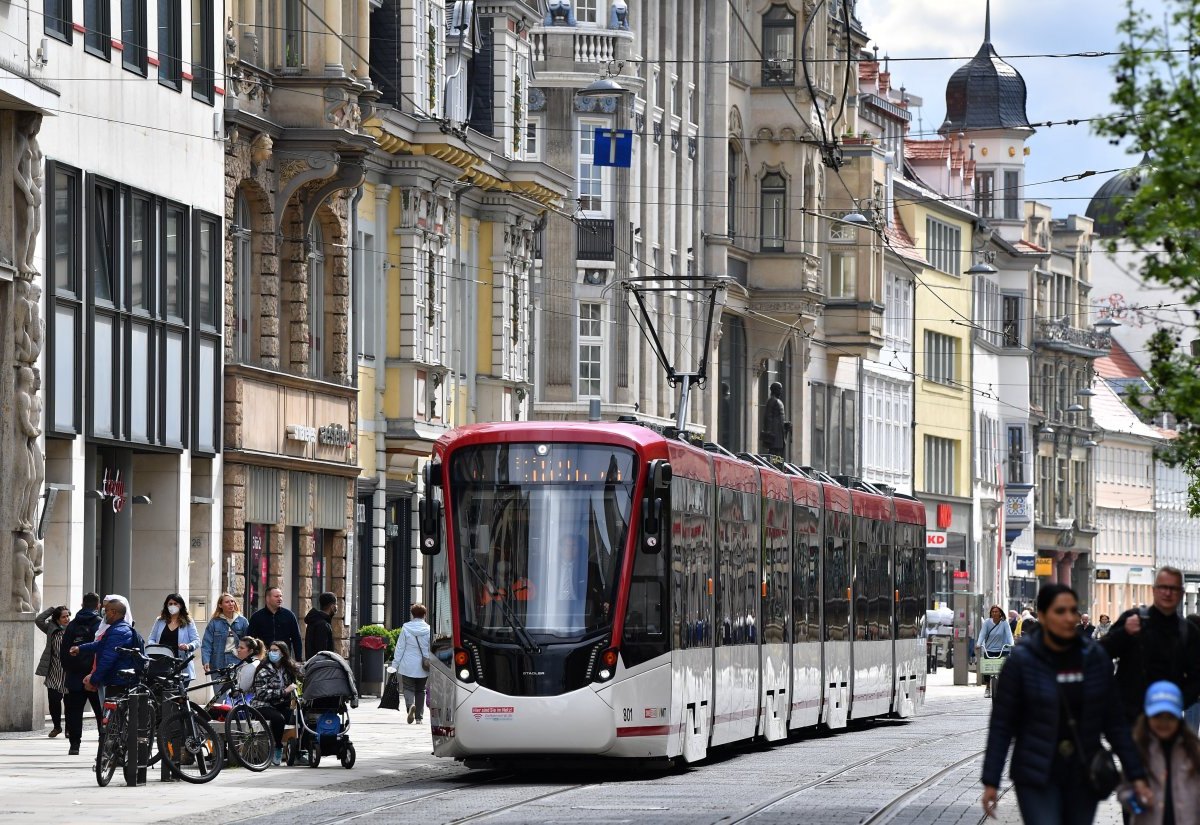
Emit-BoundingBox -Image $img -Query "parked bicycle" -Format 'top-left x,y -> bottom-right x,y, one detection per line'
199,664 -> 272,772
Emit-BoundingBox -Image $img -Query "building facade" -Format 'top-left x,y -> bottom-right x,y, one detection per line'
221,0 -> 378,652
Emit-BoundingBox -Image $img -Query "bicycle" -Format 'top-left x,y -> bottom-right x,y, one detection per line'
94,647 -> 180,787
153,657 -> 224,784
199,664 -> 273,772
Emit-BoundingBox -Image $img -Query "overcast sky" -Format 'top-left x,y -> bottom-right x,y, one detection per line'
857,0 -> 1159,217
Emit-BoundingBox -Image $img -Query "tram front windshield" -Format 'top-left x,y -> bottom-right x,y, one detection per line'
449,443 -> 635,642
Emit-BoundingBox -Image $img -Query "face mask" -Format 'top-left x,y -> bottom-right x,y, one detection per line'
167,604 -> 180,616
268,651 -> 282,664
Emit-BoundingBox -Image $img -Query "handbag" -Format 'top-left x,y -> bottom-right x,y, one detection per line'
379,671 -> 401,710
418,633 -> 431,672
1058,686 -> 1120,798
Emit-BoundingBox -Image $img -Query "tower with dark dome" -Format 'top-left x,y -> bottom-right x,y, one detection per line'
940,0 -> 1036,240
1085,156 -> 1150,238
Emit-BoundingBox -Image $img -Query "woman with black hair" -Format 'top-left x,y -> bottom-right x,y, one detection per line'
148,593 -> 200,683
252,640 -> 302,765
981,583 -> 1153,824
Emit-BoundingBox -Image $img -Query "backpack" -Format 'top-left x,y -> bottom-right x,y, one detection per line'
123,625 -> 147,674
62,618 -> 99,674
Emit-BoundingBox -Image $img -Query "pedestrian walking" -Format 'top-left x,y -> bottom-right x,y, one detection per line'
60,592 -> 103,755
1128,681 -> 1200,825
1101,567 -> 1200,724
252,641 -> 301,765
391,603 -> 432,725
981,583 -> 1151,824
1016,609 -> 1039,639
34,605 -> 71,737
1094,615 -> 1113,641
1078,614 -> 1097,639
148,593 -> 200,684
68,599 -> 142,753
304,592 -> 338,658
247,587 -> 304,662
977,605 -> 1013,698
201,593 -> 249,676
1009,610 -> 1020,635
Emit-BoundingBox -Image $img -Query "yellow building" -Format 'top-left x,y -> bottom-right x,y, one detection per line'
897,173 -> 976,603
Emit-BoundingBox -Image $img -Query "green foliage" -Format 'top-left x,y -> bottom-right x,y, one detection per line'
1095,0 -> 1200,515
356,624 -> 402,660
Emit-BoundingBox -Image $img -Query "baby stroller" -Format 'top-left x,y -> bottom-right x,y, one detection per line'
285,651 -> 359,769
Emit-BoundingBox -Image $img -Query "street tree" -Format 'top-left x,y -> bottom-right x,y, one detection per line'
1096,0 -> 1200,514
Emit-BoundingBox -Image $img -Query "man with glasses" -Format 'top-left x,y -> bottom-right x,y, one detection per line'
1101,566 -> 1200,723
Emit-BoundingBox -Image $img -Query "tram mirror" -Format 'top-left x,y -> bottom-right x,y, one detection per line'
423,461 -> 443,489
418,496 -> 442,556
649,460 -> 673,494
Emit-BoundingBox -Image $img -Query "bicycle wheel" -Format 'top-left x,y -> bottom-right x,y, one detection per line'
158,713 -> 224,784
95,714 -> 123,787
224,705 -> 272,772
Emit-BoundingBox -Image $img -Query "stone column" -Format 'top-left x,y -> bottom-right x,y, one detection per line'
1,110 -> 46,731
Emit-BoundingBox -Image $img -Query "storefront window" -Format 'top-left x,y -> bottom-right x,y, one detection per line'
245,523 -> 270,614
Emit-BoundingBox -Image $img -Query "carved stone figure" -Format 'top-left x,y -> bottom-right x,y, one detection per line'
14,113 -> 43,276
759,381 -> 790,457
14,279 -> 43,364
14,367 -> 44,531
12,532 -> 36,613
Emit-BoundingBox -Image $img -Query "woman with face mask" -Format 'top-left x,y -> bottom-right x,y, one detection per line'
252,641 -> 302,765
148,593 -> 200,683
981,584 -> 1152,824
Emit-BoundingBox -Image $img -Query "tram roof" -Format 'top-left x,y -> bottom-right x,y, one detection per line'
434,421 -> 671,453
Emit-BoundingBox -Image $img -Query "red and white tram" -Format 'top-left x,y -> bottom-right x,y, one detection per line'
416,421 -> 927,765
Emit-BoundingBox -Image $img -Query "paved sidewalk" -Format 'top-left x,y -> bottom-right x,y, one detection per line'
0,698 -> 462,825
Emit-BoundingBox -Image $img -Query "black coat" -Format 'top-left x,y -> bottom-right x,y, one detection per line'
247,606 -> 304,661
1100,606 -> 1200,722
59,608 -> 101,691
304,609 -> 335,658
982,628 -> 1145,789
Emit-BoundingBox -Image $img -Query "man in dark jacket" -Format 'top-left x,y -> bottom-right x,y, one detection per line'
1101,565 -> 1200,723
60,592 -> 102,755
248,586 -> 304,661
304,592 -> 337,658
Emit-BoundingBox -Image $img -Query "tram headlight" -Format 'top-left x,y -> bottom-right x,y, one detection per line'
598,668 -> 612,680
454,647 -> 477,683
593,648 -> 619,683
458,668 -> 471,680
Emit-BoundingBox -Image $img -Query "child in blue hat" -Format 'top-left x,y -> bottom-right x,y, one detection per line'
1127,680 -> 1200,823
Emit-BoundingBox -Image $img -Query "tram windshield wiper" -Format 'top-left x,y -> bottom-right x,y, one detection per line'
461,549 -> 542,654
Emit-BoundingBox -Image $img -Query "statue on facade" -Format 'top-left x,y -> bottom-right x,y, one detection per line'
12,532 -> 37,613
14,112 -> 43,276
14,279 -> 43,364
14,367 -> 44,532
759,381 -> 791,458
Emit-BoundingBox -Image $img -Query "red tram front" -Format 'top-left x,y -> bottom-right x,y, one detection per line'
416,421 -> 926,765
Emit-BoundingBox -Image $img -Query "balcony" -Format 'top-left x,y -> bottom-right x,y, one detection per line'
577,219 -> 615,261
1034,320 -> 1111,356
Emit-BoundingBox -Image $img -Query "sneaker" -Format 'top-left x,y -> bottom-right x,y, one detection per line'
49,727 -> 62,738
414,717 -> 423,724
271,748 -> 282,766
68,745 -> 80,756
407,706 -> 415,725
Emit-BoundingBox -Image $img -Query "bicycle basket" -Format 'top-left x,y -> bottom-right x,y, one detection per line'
978,655 -> 1007,676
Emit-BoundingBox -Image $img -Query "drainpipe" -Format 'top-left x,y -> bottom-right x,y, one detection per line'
467,217 -> 479,423
374,183 -> 391,625
347,182 -> 363,634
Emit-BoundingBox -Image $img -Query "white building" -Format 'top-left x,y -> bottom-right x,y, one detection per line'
1157,457 -> 1200,615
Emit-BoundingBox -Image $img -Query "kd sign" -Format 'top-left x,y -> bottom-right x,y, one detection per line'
926,531 -> 948,549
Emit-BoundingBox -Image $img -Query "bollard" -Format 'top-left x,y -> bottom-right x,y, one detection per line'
123,694 -> 151,786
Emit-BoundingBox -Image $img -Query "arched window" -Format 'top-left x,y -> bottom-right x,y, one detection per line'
308,221 -> 326,378
761,5 -> 796,86
728,142 -> 739,239
1057,365 -> 1070,416
760,172 -> 787,252
232,191 -> 255,364
718,314 -> 747,451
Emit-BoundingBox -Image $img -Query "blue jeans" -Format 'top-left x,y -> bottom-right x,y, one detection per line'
1015,781 -> 1100,825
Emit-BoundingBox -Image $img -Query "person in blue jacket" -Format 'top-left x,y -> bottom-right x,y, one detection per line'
148,593 -> 200,683
202,592 -> 249,676
69,600 -> 140,691
977,604 -> 1014,698
981,583 -> 1152,823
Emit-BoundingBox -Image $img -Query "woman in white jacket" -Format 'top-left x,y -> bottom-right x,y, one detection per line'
390,603 -> 431,724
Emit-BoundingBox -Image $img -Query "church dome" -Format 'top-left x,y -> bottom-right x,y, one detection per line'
1086,157 -> 1150,238
940,5 -> 1032,134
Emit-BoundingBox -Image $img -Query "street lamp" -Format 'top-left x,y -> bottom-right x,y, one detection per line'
576,76 -> 629,98
1039,423 -> 1055,436
1094,316 -> 1120,331
1077,387 -> 1096,398
967,260 -> 998,275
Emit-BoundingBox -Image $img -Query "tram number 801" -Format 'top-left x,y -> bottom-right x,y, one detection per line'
622,708 -> 633,722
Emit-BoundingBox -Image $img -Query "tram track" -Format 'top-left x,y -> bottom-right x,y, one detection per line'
860,749 -> 986,825
717,725 -> 989,825
304,772 -> 519,825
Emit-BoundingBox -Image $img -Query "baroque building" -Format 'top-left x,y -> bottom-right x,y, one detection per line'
353,0 -> 570,628
222,0 -> 377,652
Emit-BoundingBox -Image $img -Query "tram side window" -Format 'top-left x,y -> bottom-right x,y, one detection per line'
877,520 -> 893,641
763,496 -> 790,644
791,503 -> 819,643
623,529 -> 669,666
672,476 -> 713,651
854,522 -> 870,641
426,502 -> 453,659
824,510 -> 850,642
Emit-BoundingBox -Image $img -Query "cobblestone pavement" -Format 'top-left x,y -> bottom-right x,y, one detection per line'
0,669 -> 1124,825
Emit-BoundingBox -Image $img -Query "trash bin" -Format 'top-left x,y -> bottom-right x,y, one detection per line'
359,635 -> 386,696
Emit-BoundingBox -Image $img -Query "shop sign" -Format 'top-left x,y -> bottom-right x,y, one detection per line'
926,531 -> 948,549
286,424 -> 317,443
101,469 -> 126,513
952,570 -> 970,581
1015,555 -> 1036,572
318,423 -> 351,449
1035,557 -> 1054,577
1095,568 -> 1111,581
